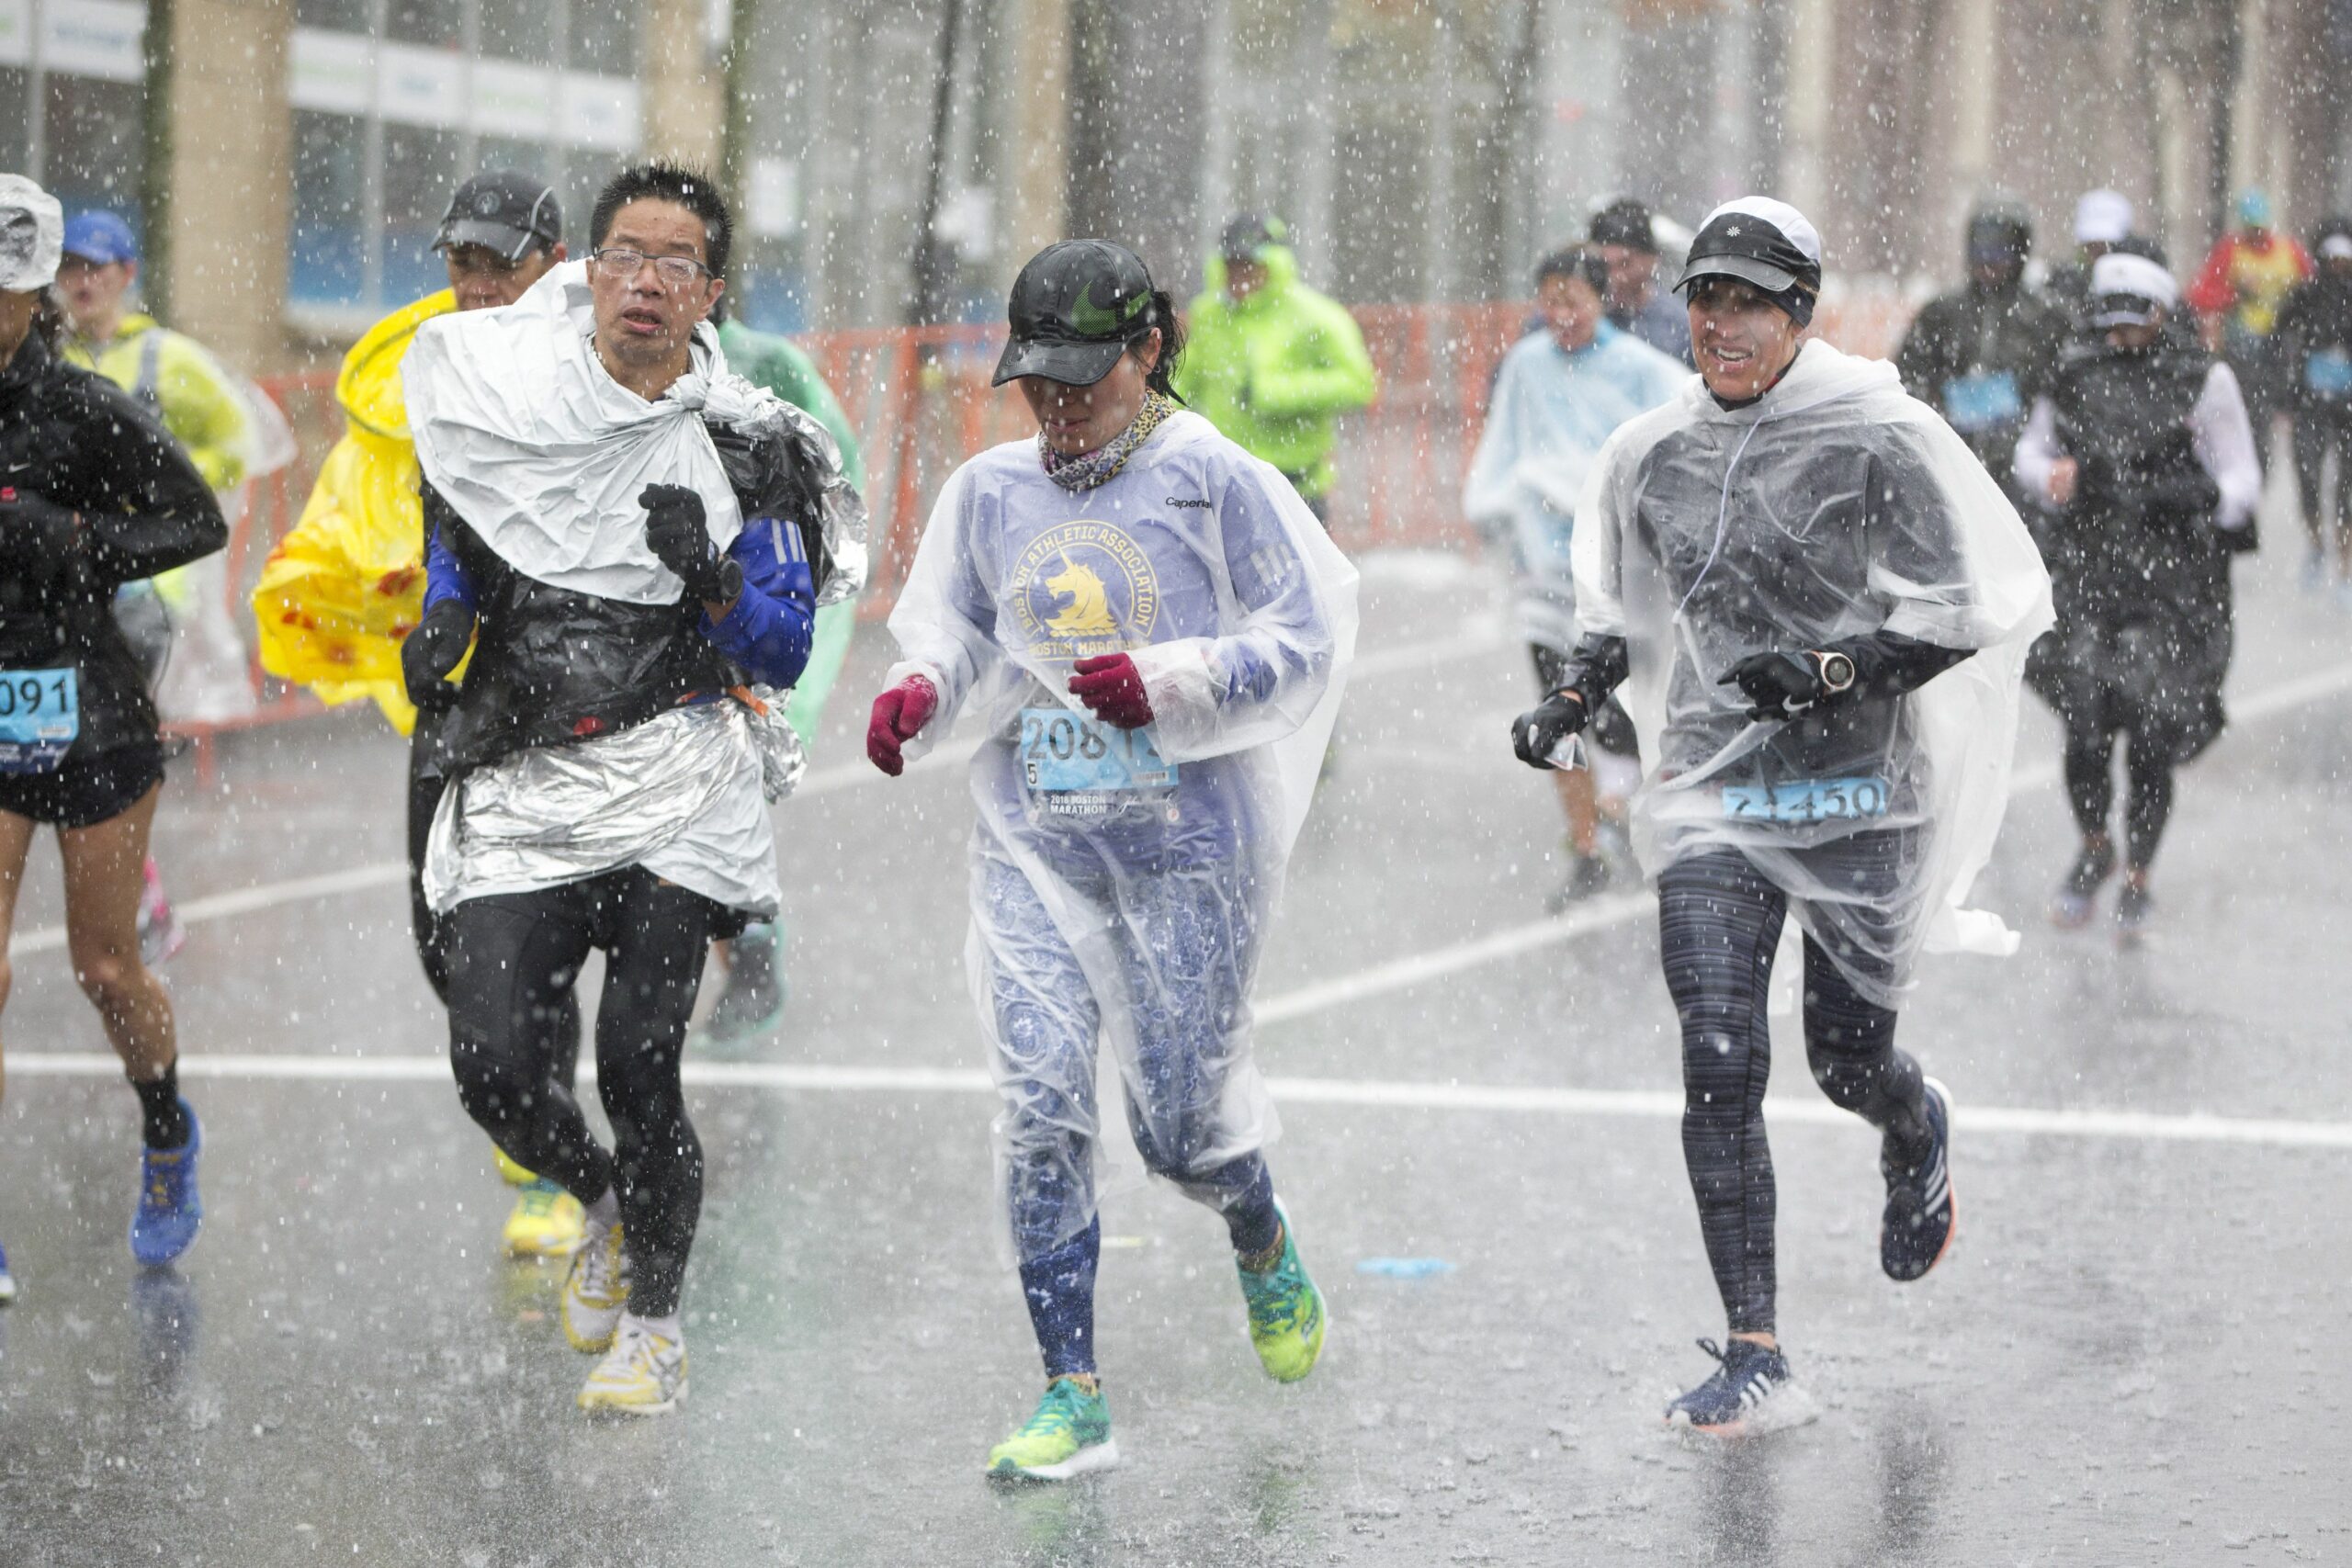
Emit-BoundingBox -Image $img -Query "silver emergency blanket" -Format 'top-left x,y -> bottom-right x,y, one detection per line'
422,699 -> 780,918
1573,338 -> 2053,1005
404,259 -> 867,608
886,412 -> 1357,1258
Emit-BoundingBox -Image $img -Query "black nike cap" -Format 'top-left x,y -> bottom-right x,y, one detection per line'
435,170 -> 562,263
1674,197 -> 1824,298
992,240 -> 1161,388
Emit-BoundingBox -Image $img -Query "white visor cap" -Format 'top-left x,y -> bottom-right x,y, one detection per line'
2087,251 -> 2178,328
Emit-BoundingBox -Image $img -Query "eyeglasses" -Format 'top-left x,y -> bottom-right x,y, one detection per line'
589,247 -> 714,289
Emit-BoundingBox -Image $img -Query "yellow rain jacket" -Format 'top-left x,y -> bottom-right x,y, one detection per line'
250,290 -> 455,732
64,313 -> 250,493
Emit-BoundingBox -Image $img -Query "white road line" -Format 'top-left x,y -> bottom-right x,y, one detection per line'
6,1050 -> 2348,1150
4,620 -> 1510,959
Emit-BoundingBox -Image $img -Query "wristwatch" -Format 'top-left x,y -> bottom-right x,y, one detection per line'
1812,649 -> 1857,694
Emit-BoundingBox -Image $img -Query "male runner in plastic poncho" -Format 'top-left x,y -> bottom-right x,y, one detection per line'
867,240 -> 1356,1481
1464,242 -> 1684,908
1513,198 -> 2051,1437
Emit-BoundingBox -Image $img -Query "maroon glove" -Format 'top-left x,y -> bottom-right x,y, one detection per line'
1069,653 -> 1153,730
866,675 -> 939,777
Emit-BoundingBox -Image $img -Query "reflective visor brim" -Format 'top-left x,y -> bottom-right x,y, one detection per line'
990,335 -> 1128,388
1674,254 -> 1804,297
433,220 -> 539,263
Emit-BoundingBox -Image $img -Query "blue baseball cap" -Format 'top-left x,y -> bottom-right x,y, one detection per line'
62,210 -> 138,266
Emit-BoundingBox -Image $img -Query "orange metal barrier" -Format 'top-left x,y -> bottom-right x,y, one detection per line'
195,294 -> 1907,769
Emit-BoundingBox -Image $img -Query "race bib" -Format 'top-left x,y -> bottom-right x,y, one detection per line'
1941,370 -> 2023,434
2305,349 -> 2352,399
1721,775 -> 1891,825
0,668 -> 79,774
1020,706 -> 1177,794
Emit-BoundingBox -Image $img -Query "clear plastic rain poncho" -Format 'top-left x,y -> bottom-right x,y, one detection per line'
886,411 -> 1357,1258
1572,338 -> 2053,1006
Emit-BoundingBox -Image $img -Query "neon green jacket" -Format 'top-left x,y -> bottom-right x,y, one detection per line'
64,312 -> 249,491
1173,246 -> 1376,500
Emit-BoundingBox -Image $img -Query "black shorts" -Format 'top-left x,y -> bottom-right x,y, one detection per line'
0,741 -> 166,829
1527,645 -> 1638,758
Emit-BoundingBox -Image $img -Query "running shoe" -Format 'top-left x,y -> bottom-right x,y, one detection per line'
137,859 -> 187,966
129,1103 -> 202,1266
1238,1199 -> 1327,1383
986,1377 -> 1118,1481
503,1179 -> 585,1258
1545,848 -> 1612,913
578,1318 -> 687,1416
562,1216 -> 630,1353
2114,880 -> 2154,947
1882,1076 -> 1956,1282
1664,1337 -> 1817,1436
0,1239 -> 16,1305
698,921 -> 786,1053
2048,839 -> 2117,929
492,1145 -> 538,1186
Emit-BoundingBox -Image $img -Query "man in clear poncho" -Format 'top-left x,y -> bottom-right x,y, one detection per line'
867,240 -> 1356,1481
1512,198 -> 2052,1436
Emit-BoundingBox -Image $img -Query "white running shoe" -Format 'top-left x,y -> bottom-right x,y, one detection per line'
578,1318 -> 687,1416
562,1217 -> 629,1353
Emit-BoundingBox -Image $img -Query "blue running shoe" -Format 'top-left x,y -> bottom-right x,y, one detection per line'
1882,1077 -> 1956,1281
130,1102 -> 203,1266
0,1238 -> 16,1305
1664,1337 -> 1817,1436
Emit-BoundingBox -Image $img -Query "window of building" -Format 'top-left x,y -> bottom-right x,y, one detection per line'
5,0 -> 150,243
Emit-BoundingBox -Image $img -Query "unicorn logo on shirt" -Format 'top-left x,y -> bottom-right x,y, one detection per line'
1043,552 -> 1119,637
1010,521 -> 1160,661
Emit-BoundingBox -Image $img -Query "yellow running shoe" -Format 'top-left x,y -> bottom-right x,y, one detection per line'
985,1377 -> 1118,1481
502,1179 -> 584,1258
562,1218 -> 629,1353
578,1319 -> 686,1416
492,1145 -> 538,1186
1239,1199 -> 1328,1383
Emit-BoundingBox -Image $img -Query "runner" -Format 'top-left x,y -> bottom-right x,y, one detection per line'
1589,197 -> 1694,363
868,239 -> 1355,1479
0,175 -> 229,1297
2186,188 -> 2311,459
1463,243 -> 1682,906
58,209 -> 258,964
2044,188 -> 2136,323
2274,217 -> 2352,596
695,306 -> 868,1050
251,171 -> 585,1259
2014,252 -> 2259,940
404,161 -> 859,1416
1511,197 -> 2051,1434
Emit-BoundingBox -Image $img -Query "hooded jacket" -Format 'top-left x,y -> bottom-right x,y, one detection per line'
2273,268 -> 2352,417
0,335 -> 227,760
1894,280 -> 2071,493
1173,246 -> 1377,501
250,289 -> 456,732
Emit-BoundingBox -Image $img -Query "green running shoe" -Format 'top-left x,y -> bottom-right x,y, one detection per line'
985,1377 -> 1119,1482
1238,1198 -> 1328,1383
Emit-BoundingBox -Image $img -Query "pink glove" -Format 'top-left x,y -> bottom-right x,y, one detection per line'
1069,653 -> 1153,730
866,675 -> 939,776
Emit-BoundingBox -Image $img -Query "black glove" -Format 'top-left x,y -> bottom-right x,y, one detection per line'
641,483 -> 740,604
1720,650 -> 1835,721
401,598 -> 474,713
1510,689 -> 1589,769
0,487 -> 81,570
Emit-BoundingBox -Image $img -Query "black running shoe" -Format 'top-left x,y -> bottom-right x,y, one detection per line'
1663,1337 -> 1817,1436
2113,881 -> 2153,947
2048,840 -> 2116,929
1881,1076 -> 1955,1282
1544,850 -> 1612,913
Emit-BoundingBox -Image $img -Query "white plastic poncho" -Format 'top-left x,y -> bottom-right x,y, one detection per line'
1572,338 -> 2053,1006
887,411 -> 1357,1258
408,261 -> 859,917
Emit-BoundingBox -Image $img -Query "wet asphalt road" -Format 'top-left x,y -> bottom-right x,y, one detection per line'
1,478 -> 2347,1566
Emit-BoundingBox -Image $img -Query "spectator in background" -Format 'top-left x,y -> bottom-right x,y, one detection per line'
2045,188 -> 2136,321
1175,214 -> 1377,523
1589,197 -> 1692,364
2274,216 -> 2352,594
2187,187 -> 2312,455
59,210 -> 258,965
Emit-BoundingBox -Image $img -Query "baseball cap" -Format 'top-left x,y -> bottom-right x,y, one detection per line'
0,175 -> 62,292
2087,252 -> 2178,328
1674,197 -> 1823,297
1217,213 -> 1287,264
62,210 -> 138,266
2074,188 -> 2133,245
434,171 -> 562,263
2319,224 -> 2352,264
992,240 -> 1161,388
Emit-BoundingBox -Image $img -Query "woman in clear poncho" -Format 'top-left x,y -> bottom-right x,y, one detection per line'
868,240 -> 1356,1482
1513,199 -> 2052,1437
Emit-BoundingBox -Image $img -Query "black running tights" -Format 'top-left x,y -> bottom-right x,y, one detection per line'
446,868 -> 720,1318
2061,720 -> 2175,872
1657,846 -> 1931,1336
